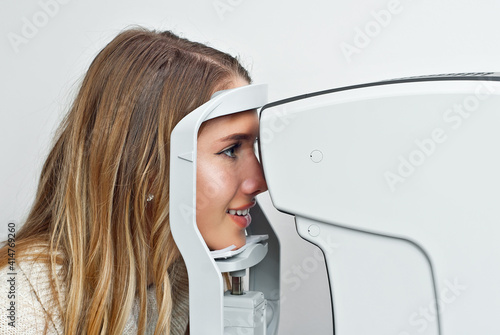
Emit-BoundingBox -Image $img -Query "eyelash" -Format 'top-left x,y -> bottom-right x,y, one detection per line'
217,142 -> 242,159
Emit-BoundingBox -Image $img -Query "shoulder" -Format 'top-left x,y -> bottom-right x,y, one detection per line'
122,259 -> 189,335
0,246 -> 63,334
122,286 -> 159,335
170,259 -> 189,334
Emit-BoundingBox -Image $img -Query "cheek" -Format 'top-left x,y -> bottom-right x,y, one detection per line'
197,166 -> 228,207
196,157 -> 240,206
195,156 -> 243,249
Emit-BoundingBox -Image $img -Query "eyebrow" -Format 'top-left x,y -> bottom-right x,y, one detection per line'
218,133 -> 256,142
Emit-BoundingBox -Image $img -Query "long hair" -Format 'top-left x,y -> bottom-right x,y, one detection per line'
1,27 -> 250,334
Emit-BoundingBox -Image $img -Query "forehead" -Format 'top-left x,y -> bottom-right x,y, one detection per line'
198,110 -> 258,138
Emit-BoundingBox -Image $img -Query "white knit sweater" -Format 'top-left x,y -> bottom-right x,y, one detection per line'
0,251 -> 189,334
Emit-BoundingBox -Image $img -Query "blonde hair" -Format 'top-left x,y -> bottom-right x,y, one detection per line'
1,27 -> 250,334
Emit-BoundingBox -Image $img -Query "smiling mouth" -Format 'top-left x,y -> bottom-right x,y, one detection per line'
226,208 -> 250,216
226,203 -> 255,229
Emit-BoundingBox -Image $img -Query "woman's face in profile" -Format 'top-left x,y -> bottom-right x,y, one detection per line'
196,109 -> 268,251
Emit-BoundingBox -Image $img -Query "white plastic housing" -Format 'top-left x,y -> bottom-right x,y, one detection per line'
259,74 -> 500,334
170,84 -> 274,334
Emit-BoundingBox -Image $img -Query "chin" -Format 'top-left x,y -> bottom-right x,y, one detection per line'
206,235 -> 246,251
204,229 -> 247,251
232,238 -> 246,250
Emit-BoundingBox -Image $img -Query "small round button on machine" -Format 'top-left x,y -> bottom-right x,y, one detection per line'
308,224 -> 320,237
310,150 -> 323,163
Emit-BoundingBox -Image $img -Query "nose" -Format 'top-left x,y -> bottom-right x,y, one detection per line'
241,154 -> 268,197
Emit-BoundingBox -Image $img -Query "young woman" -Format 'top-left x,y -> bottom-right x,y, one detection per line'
0,27 -> 267,334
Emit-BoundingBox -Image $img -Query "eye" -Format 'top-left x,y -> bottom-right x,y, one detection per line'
222,146 -> 237,158
217,143 -> 241,159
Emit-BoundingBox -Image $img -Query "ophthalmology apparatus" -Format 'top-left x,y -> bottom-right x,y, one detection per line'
170,73 -> 500,334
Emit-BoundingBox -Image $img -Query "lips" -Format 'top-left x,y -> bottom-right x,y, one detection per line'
226,201 -> 256,229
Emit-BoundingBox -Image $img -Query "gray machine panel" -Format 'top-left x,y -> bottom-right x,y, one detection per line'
259,75 -> 500,334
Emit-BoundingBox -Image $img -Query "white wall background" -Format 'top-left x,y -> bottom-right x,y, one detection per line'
1,0 -> 500,333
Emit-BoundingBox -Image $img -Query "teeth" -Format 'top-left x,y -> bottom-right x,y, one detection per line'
227,208 -> 250,216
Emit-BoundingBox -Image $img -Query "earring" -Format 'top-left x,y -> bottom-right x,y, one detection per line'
146,194 -> 154,202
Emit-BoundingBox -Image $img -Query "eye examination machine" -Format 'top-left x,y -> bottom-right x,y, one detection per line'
170,73 -> 500,334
